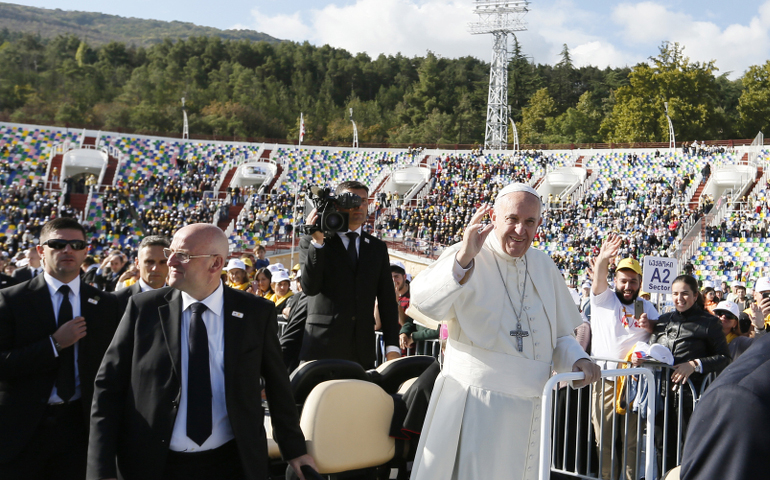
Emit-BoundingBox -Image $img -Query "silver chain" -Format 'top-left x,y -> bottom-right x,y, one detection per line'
493,253 -> 529,330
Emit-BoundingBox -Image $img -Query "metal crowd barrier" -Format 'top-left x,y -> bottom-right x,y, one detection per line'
542,362 -> 716,480
372,331 -> 442,366
541,368 -> 657,480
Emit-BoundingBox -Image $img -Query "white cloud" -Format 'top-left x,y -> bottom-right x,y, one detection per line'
611,1 -> 770,77
236,7 -> 313,42
236,0 -> 770,79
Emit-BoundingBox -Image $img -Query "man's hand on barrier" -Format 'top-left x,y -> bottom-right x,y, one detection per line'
571,358 -> 601,388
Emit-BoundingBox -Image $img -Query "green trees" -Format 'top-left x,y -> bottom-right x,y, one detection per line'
600,42 -> 724,143
0,34 -> 763,145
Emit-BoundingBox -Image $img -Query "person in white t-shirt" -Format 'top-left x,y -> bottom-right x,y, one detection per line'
590,233 -> 659,480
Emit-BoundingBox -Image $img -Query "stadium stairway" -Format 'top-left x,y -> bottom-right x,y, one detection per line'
68,193 -> 88,213
100,155 -> 119,191
217,203 -> 245,231
218,167 -> 238,199
575,156 -> 585,168
688,176 -> 709,210
82,136 -> 97,147
47,153 -> 63,189
262,162 -> 283,193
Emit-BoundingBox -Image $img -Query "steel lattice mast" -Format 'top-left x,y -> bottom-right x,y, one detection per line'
469,0 -> 529,151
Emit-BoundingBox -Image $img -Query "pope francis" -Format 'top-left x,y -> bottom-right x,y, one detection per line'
408,183 -> 600,480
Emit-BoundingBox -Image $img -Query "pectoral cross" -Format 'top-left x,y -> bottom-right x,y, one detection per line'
510,323 -> 529,352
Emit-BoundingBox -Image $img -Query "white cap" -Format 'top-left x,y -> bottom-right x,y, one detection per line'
649,344 -> 675,366
713,300 -> 740,319
582,281 -> 592,289
755,277 -> 770,293
267,264 -> 284,274
224,259 -> 246,272
702,280 -> 715,289
273,269 -> 290,283
495,182 -> 541,203
732,281 -> 746,289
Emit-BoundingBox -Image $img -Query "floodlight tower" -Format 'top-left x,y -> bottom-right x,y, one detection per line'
470,0 -> 529,151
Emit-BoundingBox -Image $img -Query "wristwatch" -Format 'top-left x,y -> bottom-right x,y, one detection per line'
50,336 -> 63,353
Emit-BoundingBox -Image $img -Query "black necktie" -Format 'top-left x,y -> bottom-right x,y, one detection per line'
56,285 -> 76,402
346,232 -> 359,269
187,302 -> 212,446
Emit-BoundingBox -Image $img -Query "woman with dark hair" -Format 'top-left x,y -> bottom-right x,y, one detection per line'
254,267 -> 274,298
701,286 -> 718,314
639,274 -> 730,474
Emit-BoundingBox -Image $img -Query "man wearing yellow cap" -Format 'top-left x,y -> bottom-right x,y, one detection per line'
591,233 -> 660,480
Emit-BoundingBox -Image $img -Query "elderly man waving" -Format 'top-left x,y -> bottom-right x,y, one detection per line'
408,183 -> 600,480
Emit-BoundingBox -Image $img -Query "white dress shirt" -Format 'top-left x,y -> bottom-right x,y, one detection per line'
43,272 -> 82,403
138,278 -> 163,292
169,281 -> 234,452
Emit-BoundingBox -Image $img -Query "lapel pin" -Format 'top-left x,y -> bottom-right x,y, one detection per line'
88,297 -> 99,305
232,311 -> 244,318
365,238 -> 370,244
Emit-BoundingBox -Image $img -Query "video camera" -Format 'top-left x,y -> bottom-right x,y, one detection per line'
300,186 -> 362,235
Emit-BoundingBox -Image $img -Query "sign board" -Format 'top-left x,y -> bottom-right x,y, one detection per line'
642,256 -> 679,295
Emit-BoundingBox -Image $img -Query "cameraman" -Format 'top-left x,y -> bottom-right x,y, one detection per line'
299,181 -> 401,368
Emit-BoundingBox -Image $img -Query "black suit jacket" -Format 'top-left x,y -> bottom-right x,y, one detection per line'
88,285 -> 307,480
681,334 -> 770,480
0,273 -> 19,289
299,232 -> 399,368
11,265 -> 34,281
113,282 -> 143,314
280,291 -> 308,372
0,275 -> 120,463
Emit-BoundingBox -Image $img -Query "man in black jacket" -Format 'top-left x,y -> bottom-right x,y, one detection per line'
681,334 -> 770,480
0,218 -> 120,479
114,235 -> 170,313
88,224 -> 315,480
299,181 -> 400,368
11,246 -> 42,281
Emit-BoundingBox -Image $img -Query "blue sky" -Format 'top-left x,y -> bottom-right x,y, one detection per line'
9,1 -> 770,78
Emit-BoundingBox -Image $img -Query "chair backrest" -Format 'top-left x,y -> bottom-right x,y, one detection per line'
289,359 -> 369,408
300,379 -> 396,474
663,466 -> 681,480
367,355 -> 437,394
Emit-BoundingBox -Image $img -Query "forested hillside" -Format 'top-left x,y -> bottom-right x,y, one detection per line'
0,29 -> 768,146
0,2 -> 278,46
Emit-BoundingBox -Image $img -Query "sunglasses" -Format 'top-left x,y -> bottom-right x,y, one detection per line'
43,239 -> 88,250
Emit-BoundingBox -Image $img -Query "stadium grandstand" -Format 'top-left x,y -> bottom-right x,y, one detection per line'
1,121 -> 768,291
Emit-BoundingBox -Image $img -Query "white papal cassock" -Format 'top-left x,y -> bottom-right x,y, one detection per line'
407,233 -> 589,480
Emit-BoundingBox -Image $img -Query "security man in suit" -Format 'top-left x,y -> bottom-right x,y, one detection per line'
11,245 -> 43,281
114,235 -> 170,312
299,180 -> 401,368
88,223 -> 315,480
0,217 -> 120,479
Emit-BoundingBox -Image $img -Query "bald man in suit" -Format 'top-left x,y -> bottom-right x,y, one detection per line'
89,224 -> 316,480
